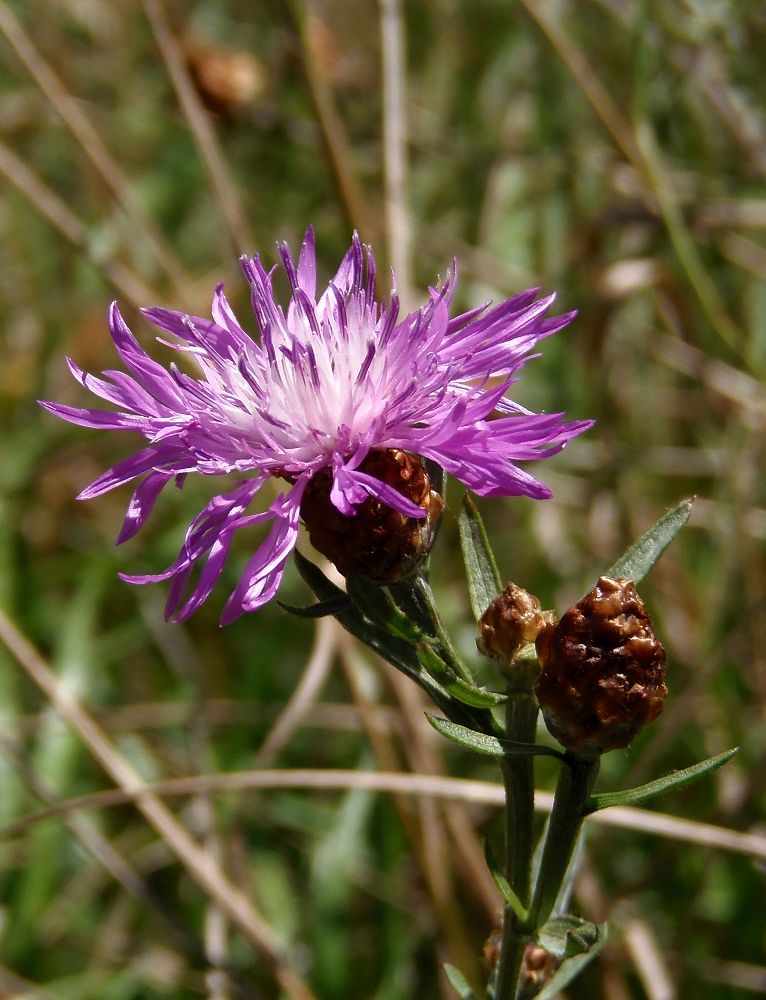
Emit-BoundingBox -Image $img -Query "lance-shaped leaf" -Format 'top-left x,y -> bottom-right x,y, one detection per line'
388,576 -> 440,639
533,923 -> 608,999
294,553 -> 495,734
280,596 -> 352,618
484,837 -> 528,923
418,643 -> 508,708
345,574 -> 422,643
585,747 -> 739,814
295,552 -> 431,688
427,715 -> 564,759
443,964 -> 477,1000
458,495 -> 502,622
389,576 -> 477,685
606,497 -> 695,583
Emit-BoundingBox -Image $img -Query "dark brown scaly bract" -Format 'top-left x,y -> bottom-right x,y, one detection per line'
534,576 -> 667,756
300,449 -> 442,582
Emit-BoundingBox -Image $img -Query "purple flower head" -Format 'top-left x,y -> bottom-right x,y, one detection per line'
41,228 -> 592,624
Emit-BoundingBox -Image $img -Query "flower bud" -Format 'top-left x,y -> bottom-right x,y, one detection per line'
520,943 -> 559,997
300,449 -> 442,583
477,583 -> 545,665
534,576 -> 667,756
483,915 -> 502,974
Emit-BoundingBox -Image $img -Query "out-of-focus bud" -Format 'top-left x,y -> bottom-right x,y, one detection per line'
185,41 -> 266,118
483,913 -> 502,974
519,943 -> 559,997
534,576 -> 667,756
478,583 -> 545,666
300,449 -> 442,583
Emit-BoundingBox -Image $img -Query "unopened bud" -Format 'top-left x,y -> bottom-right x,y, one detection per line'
534,576 -> 667,756
520,943 -> 559,996
483,914 -> 503,973
185,42 -> 266,118
478,583 -> 545,665
300,449 -> 442,583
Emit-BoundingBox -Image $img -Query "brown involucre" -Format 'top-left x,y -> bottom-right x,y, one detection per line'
478,583 -> 545,665
299,449 -> 442,582
534,576 -> 667,756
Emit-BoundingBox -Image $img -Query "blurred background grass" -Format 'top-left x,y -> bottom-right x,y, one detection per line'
0,0 -> 765,997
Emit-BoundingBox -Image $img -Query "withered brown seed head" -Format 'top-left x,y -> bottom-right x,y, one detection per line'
299,449 -> 442,582
534,576 -> 667,756
478,583 -> 545,665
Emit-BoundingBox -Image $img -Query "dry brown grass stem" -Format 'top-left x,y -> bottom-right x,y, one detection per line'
519,0 -> 742,355
338,641 -> 482,986
384,665 -> 499,920
518,0 -> 642,170
3,761 -> 766,865
0,0 -> 191,294
383,666 -> 483,985
623,917 -> 678,1000
290,0 -> 375,241
255,615 -> 339,767
0,605 -> 316,1000
379,0 -> 412,308
141,0 -> 253,257
0,734 -> 206,960
0,139 -> 158,308
650,332 -> 766,424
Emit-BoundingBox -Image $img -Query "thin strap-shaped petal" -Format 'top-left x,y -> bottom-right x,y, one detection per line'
349,470 -> 428,519
220,482 -> 306,624
38,401 -> 149,431
78,446 -> 191,500
108,303 -> 185,410
116,470 -> 176,544
296,226 -> 317,299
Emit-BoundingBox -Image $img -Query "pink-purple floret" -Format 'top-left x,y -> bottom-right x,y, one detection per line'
40,228 -> 592,624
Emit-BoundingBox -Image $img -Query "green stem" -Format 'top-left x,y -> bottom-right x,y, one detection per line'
525,753 -> 600,933
493,689 -> 538,1000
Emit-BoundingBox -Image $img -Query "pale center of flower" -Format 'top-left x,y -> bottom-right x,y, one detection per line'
204,293 -> 401,470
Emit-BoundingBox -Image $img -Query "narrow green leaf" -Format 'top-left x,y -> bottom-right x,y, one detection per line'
458,495 -> 502,622
426,716 -> 564,759
536,915 -> 603,960
442,676 -> 509,708
293,550 -> 349,603
417,641 -> 451,679
294,553 -> 431,690
345,575 -> 422,642
483,838 -> 528,923
606,497 -> 695,583
585,747 -> 739,814
533,924 -> 608,999
443,964 -> 477,1000
387,577 -> 439,639
294,553 -> 495,734
418,644 -> 508,707
279,596 -> 351,618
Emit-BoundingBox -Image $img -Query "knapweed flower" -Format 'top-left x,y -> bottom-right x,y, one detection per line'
41,228 -> 591,624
